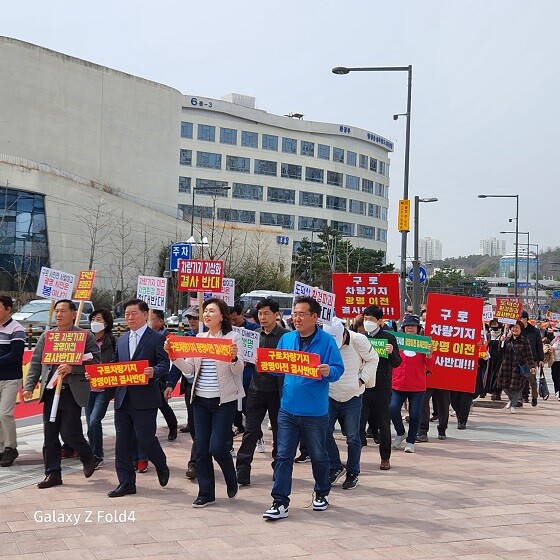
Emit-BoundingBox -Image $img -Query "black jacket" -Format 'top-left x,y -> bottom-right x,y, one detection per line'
522,323 -> 544,363
366,327 -> 402,391
251,324 -> 290,392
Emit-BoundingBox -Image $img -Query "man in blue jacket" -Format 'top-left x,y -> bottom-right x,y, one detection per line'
263,296 -> 344,521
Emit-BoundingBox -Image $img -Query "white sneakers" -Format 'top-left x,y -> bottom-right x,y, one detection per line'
404,443 -> 415,453
257,438 -> 266,453
263,502 -> 289,520
392,434 -> 406,449
510,407 -> 516,414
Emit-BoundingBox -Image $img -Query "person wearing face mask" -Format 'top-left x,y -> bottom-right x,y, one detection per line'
360,306 -> 401,471
85,309 -> 116,469
484,319 -> 504,400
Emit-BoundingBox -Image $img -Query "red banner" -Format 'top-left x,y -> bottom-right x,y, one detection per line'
177,259 -> 224,292
425,293 -> 484,392
73,270 -> 96,300
41,331 -> 87,365
167,334 -> 233,362
256,348 -> 321,379
332,272 -> 400,320
86,360 -> 149,388
495,298 -> 521,325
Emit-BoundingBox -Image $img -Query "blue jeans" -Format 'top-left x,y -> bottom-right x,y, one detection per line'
325,395 -> 362,476
85,391 -> 109,460
193,396 -> 237,501
271,408 -> 330,506
390,390 -> 425,444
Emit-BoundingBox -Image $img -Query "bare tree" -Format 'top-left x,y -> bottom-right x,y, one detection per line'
107,210 -> 137,306
78,195 -> 116,270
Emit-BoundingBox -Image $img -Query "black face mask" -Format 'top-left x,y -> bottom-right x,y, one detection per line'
490,327 -> 501,331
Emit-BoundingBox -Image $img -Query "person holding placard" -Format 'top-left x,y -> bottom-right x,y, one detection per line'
23,299 -> 100,488
165,298 -> 244,508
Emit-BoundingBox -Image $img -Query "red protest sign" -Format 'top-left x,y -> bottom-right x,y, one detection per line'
425,293 -> 484,392
495,298 -> 522,325
256,348 -> 321,380
73,270 -> 96,300
177,259 -> 223,292
86,360 -> 149,388
167,334 -> 233,362
41,331 -> 88,365
332,273 -> 400,320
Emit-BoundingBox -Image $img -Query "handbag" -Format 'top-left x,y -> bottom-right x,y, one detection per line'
539,367 -> 550,400
512,341 -> 530,378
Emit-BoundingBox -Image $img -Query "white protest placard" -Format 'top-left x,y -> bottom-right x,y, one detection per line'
137,276 -> 167,311
203,277 -> 235,306
36,267 -> 76,301
550,312 -> 560,322
232,326 -> 260,364
293,281 -> 336,325
482,304 -> 494,322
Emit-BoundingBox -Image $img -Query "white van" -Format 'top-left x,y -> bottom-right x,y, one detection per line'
13,299 -> 95,321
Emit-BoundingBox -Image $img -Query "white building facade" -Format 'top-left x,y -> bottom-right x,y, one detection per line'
419,237 -> 442,263
480,237 -> 506,257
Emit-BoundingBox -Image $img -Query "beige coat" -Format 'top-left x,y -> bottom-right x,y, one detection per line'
171,330 -> 245,405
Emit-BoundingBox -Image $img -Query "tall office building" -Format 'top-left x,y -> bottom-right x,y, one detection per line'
419,237 -> 442,263
480,237 -> 506,257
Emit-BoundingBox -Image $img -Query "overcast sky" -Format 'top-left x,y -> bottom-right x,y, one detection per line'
5,1 -> 558,266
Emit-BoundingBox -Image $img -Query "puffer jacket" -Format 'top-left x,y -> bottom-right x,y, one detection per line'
392,350 -> 432,392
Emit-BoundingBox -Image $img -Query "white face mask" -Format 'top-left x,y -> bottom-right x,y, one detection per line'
90,321 -> 105,334
363,320 -> 378,334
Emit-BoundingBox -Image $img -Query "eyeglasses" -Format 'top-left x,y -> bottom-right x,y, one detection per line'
292,312 -> 313,319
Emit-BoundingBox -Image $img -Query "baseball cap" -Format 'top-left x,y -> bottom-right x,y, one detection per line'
182,306 -> 199,320
322,317 -> 345,348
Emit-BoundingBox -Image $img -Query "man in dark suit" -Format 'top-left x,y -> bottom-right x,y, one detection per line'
23,299 -> 100,488
108,298 -> 170,497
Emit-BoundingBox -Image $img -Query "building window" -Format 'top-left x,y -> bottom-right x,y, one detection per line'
359,154 -> 368,169
369,157 -> 378,172
349,199 -> 366,215
226,155 -> 250,173
331,220 -> 354,236
301,141 -> 315,157
347,151 -> 357,166
357,224 -> 375,239
254,159 -> 277,176
326,195 -> 347,212
318,144 -> 330,160
282,137 -> 297,154
333,147 -> 344,163
267,187 -> 295,204
241,131 -> 258,148
178,204 -> 213,219
220,127 -> 237,145
180,149 -> 192,166
298,216 -> 327,231
381,207 -> 388,220
217,208 -> 256,223
181,121 -> 193,139
197,124 -> 215,142
368,203 -> 381,218
362,179 -> 374,194
262,134 -> 278,151
305,167 -> 324,183
179,176 -> 191,193
377,228 -> 387,242
346,175 -> 359,190
281,163 -> 302,180
327,171 -> 343,187
375,182 -> 385,197
195,178 -> 228,195
299,191 -> 323,208
260,212 -> 295,229
379,161 -> 388,176
196,152 -> 221,169
232,183 -> 263,200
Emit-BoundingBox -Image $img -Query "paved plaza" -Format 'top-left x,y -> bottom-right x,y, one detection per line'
1,376 -> 560,560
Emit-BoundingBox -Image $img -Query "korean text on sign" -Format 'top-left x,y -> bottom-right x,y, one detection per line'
256,348 -> 321,380
177,259 -> 224,292
232,326 -> 259,364
166,334 -> 233,362
293,281 -> 335,325
41,331 -> 88,365
332,273 -> 400,320
425,293 -> 483,392
85,360 -> 149,388
36,267 -> 76,301
204,277 -> 235,306
137,275 -> 168,311
394,332 -> 432,355
494,298 -> 521,325
74,270 -> 96,301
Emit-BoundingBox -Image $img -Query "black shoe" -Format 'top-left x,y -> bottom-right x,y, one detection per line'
227,482 -> 238,499
179,425 -> 190,433
329,466 -> 346,484
532,398 -> 538,407
186,465 -> 197,480
373,434 -> 381,444
157,465 -> 170,487
457,422 -> 467,430
37,472 -> 62,489
83,456 -> 96,478
523,397 -> 529,403
192,496 -> 215,508
168,425 -> 178,441
342,473 -> 359,490
516,401 -> 523,408
236,468 -> 251,486
108,483 -> 136,497
438,433 -> 447,440
294,453 -> 310,463
0,447 -> 18,467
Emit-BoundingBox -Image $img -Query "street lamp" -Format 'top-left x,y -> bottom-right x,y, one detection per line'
478,194 -> 519,297
413,196 -> 438,315
333,64 -> 413,319
500,230 -> 530,305
529,243 -> 540,316
190,184 -> 230,236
